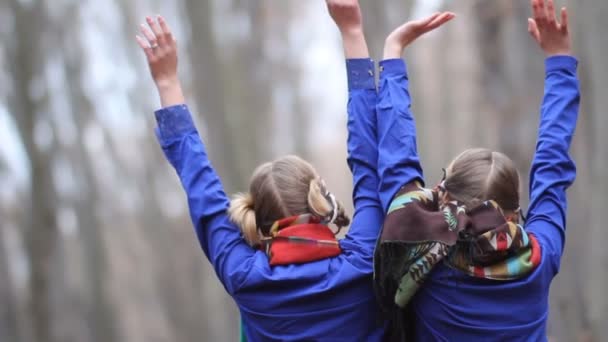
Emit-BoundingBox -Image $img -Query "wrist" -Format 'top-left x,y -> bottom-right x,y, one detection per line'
340,26 -> 364,39
155,76 -> 180,90
545,50 -> 573,57
155,78 -> 185,108
383,37 -> 404,59
342,30 -> 370,59
543,42 -> 573,57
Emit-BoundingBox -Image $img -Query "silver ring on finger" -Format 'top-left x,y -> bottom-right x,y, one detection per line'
150,42 -> 159,49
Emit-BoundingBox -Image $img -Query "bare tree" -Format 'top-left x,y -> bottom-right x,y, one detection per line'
10,1 -> 59,341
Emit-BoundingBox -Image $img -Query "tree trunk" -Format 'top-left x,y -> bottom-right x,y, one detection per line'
11,1 -> 59,341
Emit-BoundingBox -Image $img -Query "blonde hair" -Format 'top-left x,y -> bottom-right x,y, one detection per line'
444,148 -> 520,211
228,155 -> 350,246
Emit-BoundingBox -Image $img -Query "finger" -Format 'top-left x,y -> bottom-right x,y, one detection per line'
527,18 -> 541,43
532,0 -> 546,27
415,12 -> 441,28
135,34 -> 149,49
136,35 -> 154,59
140,24 -> 158,48
426,12 -> 455,30
435,12 -> 456,26
427,12 -> 449,26
157,15 -> 175,44
546,0 -> 556,27
146,16 -> 166,46
560,7 -> 569,33
531,0 -> 537,19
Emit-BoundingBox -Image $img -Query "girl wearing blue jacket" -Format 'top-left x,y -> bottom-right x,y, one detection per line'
373,0 -> 580,340
134,2 -> 451,340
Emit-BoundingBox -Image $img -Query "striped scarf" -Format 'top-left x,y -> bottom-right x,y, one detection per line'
374,182 -> 541,340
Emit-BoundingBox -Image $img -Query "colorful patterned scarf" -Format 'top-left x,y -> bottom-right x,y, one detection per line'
260,214 -> 341,266
374,182 -> 541,341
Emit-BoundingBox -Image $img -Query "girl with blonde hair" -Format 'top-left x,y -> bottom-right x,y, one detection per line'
135,1 -> 452,340
373,0 -> 580,340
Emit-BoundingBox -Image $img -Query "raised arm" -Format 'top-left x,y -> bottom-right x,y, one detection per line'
525,0 -> 579,269
136,16 -> 256,294
377,13 -> 455,211
326,0 -> 382,253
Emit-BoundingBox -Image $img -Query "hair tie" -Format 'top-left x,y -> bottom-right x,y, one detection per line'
316,179 -> 338,224
245,193 -> 255,208
437,180 -> 448,199
326,192 -> 339,224
437,168 -> 449,197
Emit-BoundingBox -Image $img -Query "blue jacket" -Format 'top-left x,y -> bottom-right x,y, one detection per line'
376,56 -> 580,341
154,59 -> 386,341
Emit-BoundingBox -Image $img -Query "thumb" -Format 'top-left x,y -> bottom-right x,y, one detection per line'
528,18 -> 541,43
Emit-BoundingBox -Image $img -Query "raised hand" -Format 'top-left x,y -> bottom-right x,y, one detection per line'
136,15 -> 178,87
528,0 -> 572,56
326,0 -> 363,35
326,0 -> 369,58
136,15 -> 184,107
384,12 -> 455,59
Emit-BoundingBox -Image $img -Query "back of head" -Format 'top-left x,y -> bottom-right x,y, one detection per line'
444,148 -> 520,212
229,155 -> 350,246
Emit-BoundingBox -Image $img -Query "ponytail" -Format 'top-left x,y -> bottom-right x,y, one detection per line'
229,193 -> 261,246
307,178 -> 350,233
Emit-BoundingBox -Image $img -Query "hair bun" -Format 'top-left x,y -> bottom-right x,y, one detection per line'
228,193 -> 260,246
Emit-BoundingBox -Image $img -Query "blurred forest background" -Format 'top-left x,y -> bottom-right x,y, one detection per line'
1,0 -> 606,341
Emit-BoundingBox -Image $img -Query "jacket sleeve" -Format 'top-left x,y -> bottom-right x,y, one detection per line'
154,104 -> 259,295
376,59 -> 424,212
526,56 -> 580,273
340,59 -> 384,255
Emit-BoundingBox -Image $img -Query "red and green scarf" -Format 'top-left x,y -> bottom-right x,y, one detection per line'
374,182 -> 541,341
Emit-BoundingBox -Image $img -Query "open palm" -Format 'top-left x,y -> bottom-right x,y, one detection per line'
528,0 -> 572,56
384,12 -> 455,58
